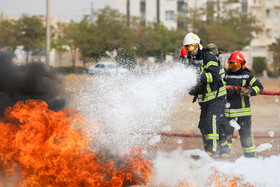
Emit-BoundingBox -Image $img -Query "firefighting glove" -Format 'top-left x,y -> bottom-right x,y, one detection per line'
227,85 -> 236,95
239,86 -> 252,97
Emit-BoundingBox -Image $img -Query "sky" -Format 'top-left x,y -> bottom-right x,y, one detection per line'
0,0 -> 114,21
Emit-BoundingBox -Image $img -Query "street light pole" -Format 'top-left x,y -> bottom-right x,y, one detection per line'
46,0 -> 50,65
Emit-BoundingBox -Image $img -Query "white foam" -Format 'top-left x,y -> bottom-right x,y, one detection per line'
149,135 -> 161,145
255,143 -> 272,152
150,149 -> 280,187
229,119 -> 241,130
68,64 -> 197,155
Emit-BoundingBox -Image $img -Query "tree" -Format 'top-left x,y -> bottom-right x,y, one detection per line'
269,38 -> 280,74
15,15 -> 45,63
63,6 -> 138,65
115,48 -> 136,69
0,19 -> 19,51
73,15 -> 110,65
59,6 -> 185,65
63,21 -> 80,66
134,23 -> 183,62
52,38 -> 69,66
185,1 -> 262,52
92,6 -> 135,59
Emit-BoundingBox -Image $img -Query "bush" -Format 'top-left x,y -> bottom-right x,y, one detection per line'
53,66 -> 88,75
115,48 -> 136,69
252,57 -> 267,75
267,69 -> 279,78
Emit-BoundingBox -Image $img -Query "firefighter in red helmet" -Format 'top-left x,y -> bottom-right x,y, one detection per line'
228,51 -> 246,71
180,46 -> 187,59
221,51 -> 263,158
179,47 -> 189,66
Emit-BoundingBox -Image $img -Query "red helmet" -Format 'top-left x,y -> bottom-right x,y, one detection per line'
179,47 -> 187,58
228,51 -> 246,69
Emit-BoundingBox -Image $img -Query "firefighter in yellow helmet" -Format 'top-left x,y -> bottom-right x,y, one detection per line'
183,33 -> 227,158
223,51 -> 263,158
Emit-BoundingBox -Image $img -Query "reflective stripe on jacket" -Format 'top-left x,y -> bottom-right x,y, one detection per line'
187,49 -> 226,103
224,68 -> 263,117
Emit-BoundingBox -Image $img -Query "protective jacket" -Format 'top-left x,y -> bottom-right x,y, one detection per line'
187,49 -> 227,103
186,48 -> 227,156
224,68 -> 263,118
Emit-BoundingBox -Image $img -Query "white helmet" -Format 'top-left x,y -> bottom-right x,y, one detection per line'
183,32 -> 203,50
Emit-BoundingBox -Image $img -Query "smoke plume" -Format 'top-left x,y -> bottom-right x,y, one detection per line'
0,51 -> 65,116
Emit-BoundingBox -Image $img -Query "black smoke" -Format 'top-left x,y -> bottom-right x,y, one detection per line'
0,51 -> 65,116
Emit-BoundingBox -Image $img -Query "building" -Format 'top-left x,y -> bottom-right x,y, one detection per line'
108,0 -> 280,68
0,12 -> 8,21
245,0 -> 280,66
110,0 -> 189,30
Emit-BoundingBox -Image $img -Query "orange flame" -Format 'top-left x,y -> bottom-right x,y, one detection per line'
177,170 -> 253,187
0,99 -> 153,186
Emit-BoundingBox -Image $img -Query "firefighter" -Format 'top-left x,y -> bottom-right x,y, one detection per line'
224,51 -> 263,158
183,33 -> 227,157
180,46 -> 187,59
179,46 -> 189,66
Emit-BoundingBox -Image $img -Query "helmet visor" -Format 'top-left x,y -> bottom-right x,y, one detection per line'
228,61 -> 241,70
184,44 -> 198,53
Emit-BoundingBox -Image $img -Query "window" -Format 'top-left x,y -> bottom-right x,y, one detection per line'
140,0 -> 145,12
178,0 -> 187,12
177,1 -> 187,29
140,0 -> 146,24
165,11 -> 175,21
274,31 -> 279,39
267,9 -> 271,17
241,0 -> 248,13
253,0 -> 260,4
266,29 -> 272,38
95,64 -> 105,68
108,64 -> 117,68
274,11 -> 279,20
141,11 -> 146,20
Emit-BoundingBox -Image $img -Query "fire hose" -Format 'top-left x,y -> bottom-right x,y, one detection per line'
225,85 -> 280,95
108,131 -> 280,139
145,85 -> 280,139
149,132 -> 280,139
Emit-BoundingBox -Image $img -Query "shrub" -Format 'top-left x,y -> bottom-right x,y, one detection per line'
53,66 -> 88,75
252,57 -> 266,75
115,48 -> 136,69
267,69 -> 279,78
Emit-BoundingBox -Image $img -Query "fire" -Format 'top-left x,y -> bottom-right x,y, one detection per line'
0,99 -> 153,186
210,171 -> 254,187
177,171 -> 253,187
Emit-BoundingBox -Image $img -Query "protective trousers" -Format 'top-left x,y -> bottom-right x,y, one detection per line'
198,97 -> 225,156
227,116 -> 256,158
218,101 -> 231,156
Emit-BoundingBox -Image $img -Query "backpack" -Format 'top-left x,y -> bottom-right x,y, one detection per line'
205,43 -> 225,79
